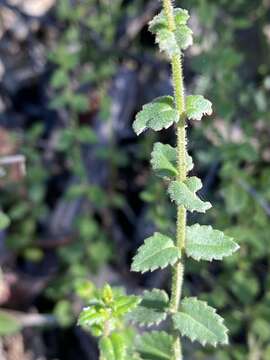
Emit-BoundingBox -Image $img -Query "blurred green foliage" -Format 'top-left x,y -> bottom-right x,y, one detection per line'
78,282 -> 140,359
1,123 -> 49,258
0,311 -> 21,336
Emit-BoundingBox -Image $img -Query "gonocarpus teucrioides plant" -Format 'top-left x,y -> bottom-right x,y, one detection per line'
129,1 -> 239,359
78,1 -> 240,359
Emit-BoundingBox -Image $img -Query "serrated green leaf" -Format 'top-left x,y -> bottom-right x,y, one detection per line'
155,29 -> 180,58
150,142 -> 193,179
113,295 -> 141,317
148,11 -> 167,33
173,297 -> 228,346
149,12 -> 178,57
100,333 -> 127,360
128,289 -> 169,326
0,212 -> 10,230
111,333 -> 127,360
149,8 -> 190,33
174,8 -> 190,25
168,178 -> 212,213
150,143 -> 178,178
99,333 -> 127,360
186,95 -> 212,121
136,331 -> 173,360
185,176 -> 202,192
174,24 -> 193,51
149,9 -> 193,57
133,96 -> 179,135
100,337 -> 115,360
131,233 -> 180,273
186,224 -> 239,261
78,306 -> 107,327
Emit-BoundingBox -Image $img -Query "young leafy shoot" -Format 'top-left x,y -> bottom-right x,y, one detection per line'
78,284 -> 141,359
149,9 -> 193,57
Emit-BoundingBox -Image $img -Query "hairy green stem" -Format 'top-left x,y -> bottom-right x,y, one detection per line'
163,0 -> 187,359
172,335 -> 182,360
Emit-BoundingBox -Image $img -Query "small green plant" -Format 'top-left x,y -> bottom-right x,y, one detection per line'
129,1 -> 239,359
79,1 -> 240,359
78,283 -> 140,359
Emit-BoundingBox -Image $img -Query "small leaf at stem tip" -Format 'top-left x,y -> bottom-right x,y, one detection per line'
127,289 -> 169,326
136,331 -> 174,360
173,297 -> 229,347
174,8 -> 190,25
174,24 -> 193,51
168,178 -> 212,213
149,8 -> 190,34
131,232 -> 181,273
186,95 -> 213,121
151,142 -> 194,179
156,28 -> 180,58
149,9 -> 193,57
133,96 -> 179,135
186,224 -> 240,261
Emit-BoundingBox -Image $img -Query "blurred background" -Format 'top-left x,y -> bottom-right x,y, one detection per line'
0,0 -> 270,359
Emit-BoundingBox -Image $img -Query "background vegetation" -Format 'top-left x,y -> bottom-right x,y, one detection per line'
0,0 -> 269,359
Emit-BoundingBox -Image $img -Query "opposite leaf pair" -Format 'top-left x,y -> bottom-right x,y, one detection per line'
132,224 -> 239,274
133,95 -> 212,136
129,291 -> 228,346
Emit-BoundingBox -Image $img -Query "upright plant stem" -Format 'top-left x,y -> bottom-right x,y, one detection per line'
163,0 -> 187,359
